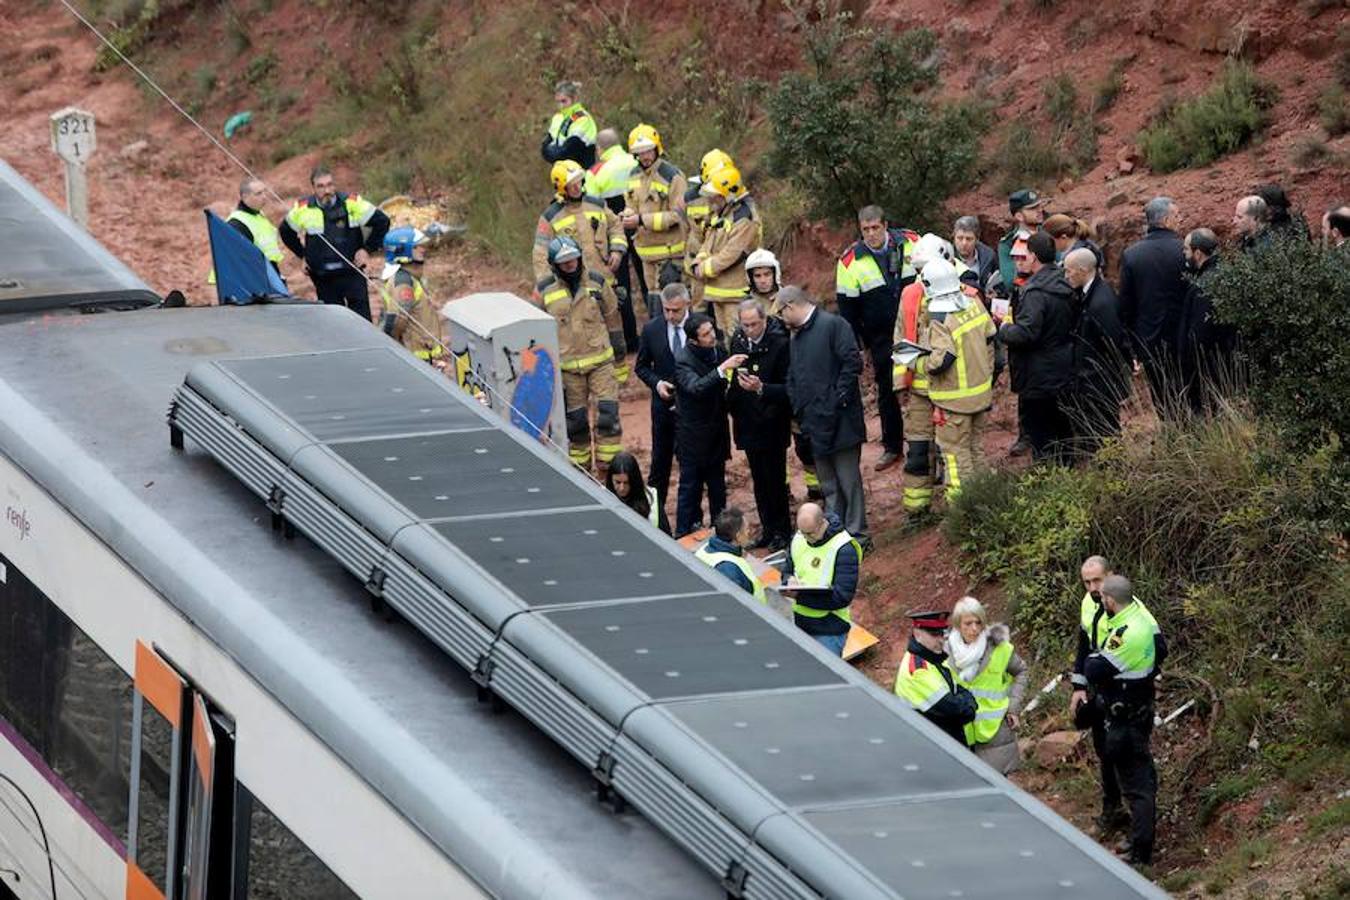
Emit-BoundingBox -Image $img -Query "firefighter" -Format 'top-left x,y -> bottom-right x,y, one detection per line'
691,165 -> 762,341
622,124 -> 688,318
378,227 -> 443,365
922,258 -> 996,501
532,237 -> 627,474
684,148 -> 734,311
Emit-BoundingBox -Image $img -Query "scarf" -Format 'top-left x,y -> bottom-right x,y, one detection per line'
945,628 -> 989,683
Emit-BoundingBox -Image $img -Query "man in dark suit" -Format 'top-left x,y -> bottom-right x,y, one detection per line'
1064,248 -> 1128,455
1178,228 -> 1237,415
673,315 -> 746,536
728,298 -> 794,550
635,283 -> 691,513
779,286 -> 870,548
1118,196 -> 1188,416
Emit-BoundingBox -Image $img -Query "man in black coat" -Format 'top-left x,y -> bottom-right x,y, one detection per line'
673,313 -> 747,537
1118,196 -> 1188,416
779,286 -> 869,546
1064,248 -> 1129,456
999,233 -> 1077,463
635,283 -> 692,512
1178,228 -> 1238,415
728,299 -> 793,550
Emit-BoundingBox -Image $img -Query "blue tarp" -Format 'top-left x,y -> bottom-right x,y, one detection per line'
206,210 -> 288,305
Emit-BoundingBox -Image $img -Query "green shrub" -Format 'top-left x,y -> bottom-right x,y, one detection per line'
1319,84 -> 1350,136
765,9 -> 986,229
1139,60 -> 1276,172
1091,59 -> 1129,113
1204,237 -> 1350,457
990,122 -> 1065,194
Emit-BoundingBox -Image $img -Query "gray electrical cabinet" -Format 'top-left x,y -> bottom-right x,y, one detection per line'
441,292 -> 567,456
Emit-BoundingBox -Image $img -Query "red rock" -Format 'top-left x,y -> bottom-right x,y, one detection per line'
1035,731 -> 1086,768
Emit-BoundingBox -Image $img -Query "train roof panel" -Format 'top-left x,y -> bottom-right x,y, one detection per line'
0,304 -> 720,898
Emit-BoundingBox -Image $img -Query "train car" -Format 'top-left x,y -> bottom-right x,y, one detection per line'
0,160 -> 715,899
0,157 -> 1166,900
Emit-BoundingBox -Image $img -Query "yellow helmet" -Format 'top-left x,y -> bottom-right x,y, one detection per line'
703,165 -> 746,200
700,149 -> 734,184
550,160 -> 585,196
628,123 -> 663,156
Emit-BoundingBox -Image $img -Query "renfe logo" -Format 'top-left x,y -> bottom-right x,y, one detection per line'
5,506 -> 31,541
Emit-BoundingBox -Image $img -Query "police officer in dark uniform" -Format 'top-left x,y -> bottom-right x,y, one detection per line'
1083,574 -> 1167,866
280,165 -> 390,321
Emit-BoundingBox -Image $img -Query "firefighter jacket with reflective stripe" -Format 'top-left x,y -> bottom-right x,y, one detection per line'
959,641 -> 1014,745
381,269 -> 443,360
695,541 -> 766,603
926,300 -> 996,414
696,197 -> 762,303
533,195 -> 625,285
281,193 -> 386,276
683,180 -> 712,272
533,269 -> 625,372
625,159 -> 687,262
586,145 -> 637,212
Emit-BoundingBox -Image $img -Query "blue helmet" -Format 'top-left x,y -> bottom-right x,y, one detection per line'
383,227 -> 427,265
547,235 -> 583,269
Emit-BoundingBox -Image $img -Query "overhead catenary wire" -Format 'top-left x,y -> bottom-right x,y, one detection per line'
56,0 -> 602,485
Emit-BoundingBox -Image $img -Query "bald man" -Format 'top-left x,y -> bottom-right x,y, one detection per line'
1233,195 -> 1271,253
781,502 -> 861,657
1063,248 -> 1127,454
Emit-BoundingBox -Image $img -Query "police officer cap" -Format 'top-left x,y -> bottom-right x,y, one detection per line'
1008,189 -> 1042,214
908,609 -> 950,632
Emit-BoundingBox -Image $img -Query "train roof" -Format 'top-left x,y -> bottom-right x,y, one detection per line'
0,305 -> 719,898
0,158 -> 159,317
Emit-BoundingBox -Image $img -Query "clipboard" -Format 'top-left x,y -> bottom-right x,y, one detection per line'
891,339 -> 930,367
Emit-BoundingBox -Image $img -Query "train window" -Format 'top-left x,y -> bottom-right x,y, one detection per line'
236,790 -> 358,900
0,553 -> 132,845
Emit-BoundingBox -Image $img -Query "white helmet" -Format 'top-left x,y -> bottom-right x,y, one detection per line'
910,232 -> 955,270
921,258 -> 966,314
744,247 -> 781,289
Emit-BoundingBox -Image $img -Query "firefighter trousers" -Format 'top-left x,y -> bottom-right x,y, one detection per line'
934,407 -> 988,501
563,362 -> 622,470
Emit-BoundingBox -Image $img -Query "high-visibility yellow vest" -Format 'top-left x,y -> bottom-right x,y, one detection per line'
959,641 -> 1014,745
1096,601 -> 1160,682
694,543 -> 766,603
788,530 -> 859,624
548,102 -> 597,147
836,232 -> 917,300
207,207 -> 283,284
894,651 -> 956,712
586,144 -> 636,202
285,194 -> 377,235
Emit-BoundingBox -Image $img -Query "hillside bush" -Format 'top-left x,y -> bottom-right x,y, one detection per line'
765,8 -> 986,229
945,410 -> 1349,760
1139,60 -> 1277,172
1204,236 -> 1350,456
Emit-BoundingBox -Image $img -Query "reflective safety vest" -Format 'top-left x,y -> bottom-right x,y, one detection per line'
1073,591 -> 1111,688
548,102 -> 598,148
836,230 -> 918,301
926,299 -> 996,413
380,271 -> 443,360
625,159 -> 687,262
207,206 -> 283,284
1096,600 -> 1160,682
285,194 -> 377,235
959,641 -> 1014,745
586,144 -> 636,203
694,543 -> 766,603
788,530 -> 859,624
894,651 -> 956,712
643,486 -> 661,529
